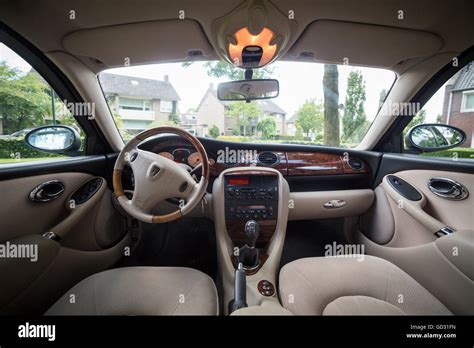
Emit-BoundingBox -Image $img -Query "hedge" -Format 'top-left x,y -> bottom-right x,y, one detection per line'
421,147 -> 474,159
0,137 -> 86,160
0,138 -> 58,159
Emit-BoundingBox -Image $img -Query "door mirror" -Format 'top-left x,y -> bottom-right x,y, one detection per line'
406,124 -> 466,152
217,79 -> 279,101
26,125 -> 81,153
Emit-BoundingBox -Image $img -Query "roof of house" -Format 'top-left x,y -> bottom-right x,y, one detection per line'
100,73 -> 180,100
257,99 -> 286,115
181,113 -> 197,124
197,86 -> 286,115
449,62 -> 474,92
286,114 -> 297,124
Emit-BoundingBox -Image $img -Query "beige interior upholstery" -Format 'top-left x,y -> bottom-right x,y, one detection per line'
279,255 -> 451,315
46,267 -> 218,315
288,20 -> 443,68
355,230 -> 474,315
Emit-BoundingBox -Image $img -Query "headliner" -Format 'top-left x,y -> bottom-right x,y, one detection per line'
1,0 -> 472,74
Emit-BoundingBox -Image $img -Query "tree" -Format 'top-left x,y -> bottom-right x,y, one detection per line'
0,62 -> 50,134
342,70 -> 368,144
378,89 -> 387,108
295,99 -> 324,137
209,125 -> 220,138
183,61 -> 275,80
410,109 -> 426,128
257,117 -> 276,139
226,102 -> 261,136
168,113 -> 181,125
203,61 -> 275,80
323,64 -> 340,146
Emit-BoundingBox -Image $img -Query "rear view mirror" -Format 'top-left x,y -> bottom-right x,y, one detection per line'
26,125 -> 81,153
217,79 -> 279,101
406,124 -> 466,152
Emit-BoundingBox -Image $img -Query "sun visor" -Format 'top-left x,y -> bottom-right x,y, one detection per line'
61,19 -> 216,69
288,20 -> 443,68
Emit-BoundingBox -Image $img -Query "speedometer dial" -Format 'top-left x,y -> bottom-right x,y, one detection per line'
158,152 -> 174,160
187,152 -> 202,167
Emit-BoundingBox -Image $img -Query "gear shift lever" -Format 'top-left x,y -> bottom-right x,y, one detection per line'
239,220 -> 260,268
245,220 -> 260,248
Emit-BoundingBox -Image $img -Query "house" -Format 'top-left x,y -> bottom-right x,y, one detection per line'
100,73 -> 180,133
195,84 -> 286,137
180,111 -> 198,135
441,62 -> 474,147
285,114 -> 297,136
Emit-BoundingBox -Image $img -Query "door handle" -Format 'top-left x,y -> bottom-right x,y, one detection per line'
428,177 -> 469,200
29,180 -> 65,202
323,199 -> 347,209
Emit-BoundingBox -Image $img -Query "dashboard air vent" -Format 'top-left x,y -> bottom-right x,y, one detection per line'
347,158 -> 364,171
257,151 -> 279,166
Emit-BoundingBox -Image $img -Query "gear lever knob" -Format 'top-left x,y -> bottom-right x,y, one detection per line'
244,220 -> 260,248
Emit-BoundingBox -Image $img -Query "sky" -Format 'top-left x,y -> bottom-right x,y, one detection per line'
1,43 -> 443,123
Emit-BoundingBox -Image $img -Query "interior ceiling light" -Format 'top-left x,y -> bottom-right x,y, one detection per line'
228,27 -> 277,68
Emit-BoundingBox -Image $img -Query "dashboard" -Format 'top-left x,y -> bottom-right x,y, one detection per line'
136,135 -> 378,192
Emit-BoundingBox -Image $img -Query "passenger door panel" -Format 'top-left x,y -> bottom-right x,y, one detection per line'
361,154 -> 473,247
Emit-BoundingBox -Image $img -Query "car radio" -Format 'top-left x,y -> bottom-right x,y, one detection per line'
224,174 -> 278,221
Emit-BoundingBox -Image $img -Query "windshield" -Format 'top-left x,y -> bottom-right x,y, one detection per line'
99,61 -> 395,148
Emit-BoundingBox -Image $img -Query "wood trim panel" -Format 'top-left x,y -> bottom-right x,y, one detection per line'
210,152 -> 287,176
286,152 -> 369,176
287,152 -> 344,175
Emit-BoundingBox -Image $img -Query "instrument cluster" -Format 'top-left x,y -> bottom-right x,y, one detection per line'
157,147 -> 215,168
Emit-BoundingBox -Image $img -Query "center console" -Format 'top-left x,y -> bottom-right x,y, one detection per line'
213,167 -> 289,314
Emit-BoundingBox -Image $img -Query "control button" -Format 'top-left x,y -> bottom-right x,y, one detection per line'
258,280 -> 275,297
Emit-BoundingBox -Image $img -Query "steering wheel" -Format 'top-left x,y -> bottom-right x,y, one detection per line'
113,126 -> 209,223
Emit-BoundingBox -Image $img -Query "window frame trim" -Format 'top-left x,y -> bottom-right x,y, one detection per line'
460,90 -> 474,113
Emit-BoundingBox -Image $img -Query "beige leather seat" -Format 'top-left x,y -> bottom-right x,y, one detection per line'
279,255 -> 451,315
46,267 -> 218,315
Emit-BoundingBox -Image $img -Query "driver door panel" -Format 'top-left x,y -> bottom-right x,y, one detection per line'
0,157 -> 129,314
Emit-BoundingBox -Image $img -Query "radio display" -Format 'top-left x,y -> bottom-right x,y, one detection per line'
228,177 -> 249,186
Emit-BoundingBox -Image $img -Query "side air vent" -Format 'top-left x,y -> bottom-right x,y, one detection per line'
347,158 -> 364,171
257,151 -> 279,166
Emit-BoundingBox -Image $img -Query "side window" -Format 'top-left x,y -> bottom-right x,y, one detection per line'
403,60 -> 474,160
0,42 -> 85,165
